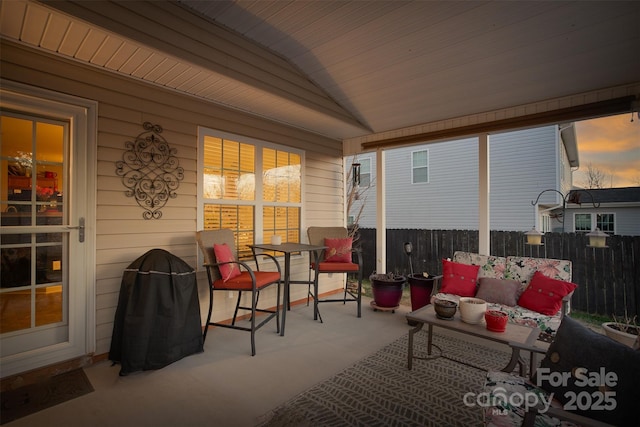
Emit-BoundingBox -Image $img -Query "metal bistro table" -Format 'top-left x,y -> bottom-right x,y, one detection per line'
250,242 -> 326,336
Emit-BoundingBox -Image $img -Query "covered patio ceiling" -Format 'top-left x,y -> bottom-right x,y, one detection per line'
1,0 -> 639,150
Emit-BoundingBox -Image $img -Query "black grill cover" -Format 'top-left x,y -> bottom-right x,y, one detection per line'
109,249 -> 204,375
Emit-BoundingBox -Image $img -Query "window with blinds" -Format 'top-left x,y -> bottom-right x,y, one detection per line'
200,130 -> 302,256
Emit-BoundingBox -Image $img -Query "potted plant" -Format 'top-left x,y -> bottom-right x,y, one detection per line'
370,273 -> 406,310
407,272 -> 437,311
485,310 -> 509,332
602,313 -> 639,348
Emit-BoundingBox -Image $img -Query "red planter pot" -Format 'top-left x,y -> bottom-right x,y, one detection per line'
485,310 -> 509,332
407,274 -> 435,312
370,275 -> 406,308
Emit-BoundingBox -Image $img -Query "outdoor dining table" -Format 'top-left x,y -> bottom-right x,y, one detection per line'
249,242 -> 326,336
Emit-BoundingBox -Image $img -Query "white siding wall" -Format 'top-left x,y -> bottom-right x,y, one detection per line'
2,41 -> 346,356
350,126 -> 563,231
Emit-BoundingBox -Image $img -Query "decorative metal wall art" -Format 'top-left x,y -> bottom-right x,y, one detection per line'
116,122 -> 184,219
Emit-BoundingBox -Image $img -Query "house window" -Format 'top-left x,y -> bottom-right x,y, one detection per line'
596,213 -> 615,233
574,213 -> 615,234
574,213 -> 592,232
359,158 -> 371,187
199,129 -> 302,257
541,214 -> 551,233
412,150 -> 429,183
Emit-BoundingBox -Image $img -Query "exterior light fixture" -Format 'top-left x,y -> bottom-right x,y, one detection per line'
404,242 -> 413,275
352,162 -> 361,187
586,228 -> 608,248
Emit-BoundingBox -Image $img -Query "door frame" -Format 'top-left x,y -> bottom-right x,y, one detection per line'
0,80 -> 97,378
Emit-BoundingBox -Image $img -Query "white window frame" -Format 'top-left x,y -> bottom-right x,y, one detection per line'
573,212 -> 616,234
197,127 -> 304,251
411,149 -> 429,184
359,157 -> 371,187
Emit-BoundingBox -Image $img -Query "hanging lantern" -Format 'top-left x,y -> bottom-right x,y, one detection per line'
586,228 -> 608,248
525,228 -> 543,245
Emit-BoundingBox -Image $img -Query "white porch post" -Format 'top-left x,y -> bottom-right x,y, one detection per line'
376,149 -> 386,273
479,134 -> 490,255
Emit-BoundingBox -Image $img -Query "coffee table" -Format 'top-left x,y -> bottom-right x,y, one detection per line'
406,304 -> 541,375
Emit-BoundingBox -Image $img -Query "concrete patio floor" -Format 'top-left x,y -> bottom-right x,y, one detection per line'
4,296 -> 544,427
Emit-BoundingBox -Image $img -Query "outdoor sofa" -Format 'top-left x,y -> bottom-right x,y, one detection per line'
432,251 -> 576,339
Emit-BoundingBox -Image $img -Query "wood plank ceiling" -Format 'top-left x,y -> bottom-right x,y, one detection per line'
1,0 -> 639,146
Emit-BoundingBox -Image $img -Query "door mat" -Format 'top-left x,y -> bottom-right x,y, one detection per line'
1,369 -> 94,425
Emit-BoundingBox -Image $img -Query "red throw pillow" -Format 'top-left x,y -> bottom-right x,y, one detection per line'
440,259 -> 480,297
517,271 -> 577,316
213,243 -> 241,281
324,237 -> 353,263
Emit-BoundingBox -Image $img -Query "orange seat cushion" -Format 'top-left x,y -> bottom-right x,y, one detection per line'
317,261 -> 360,273
213,271 -> 280,290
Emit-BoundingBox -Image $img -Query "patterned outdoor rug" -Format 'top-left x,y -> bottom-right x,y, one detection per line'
257,331 -> 514,427
0,369 -> 94,425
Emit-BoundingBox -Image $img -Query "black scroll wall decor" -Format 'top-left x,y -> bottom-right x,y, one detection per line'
115,122 -> 184,219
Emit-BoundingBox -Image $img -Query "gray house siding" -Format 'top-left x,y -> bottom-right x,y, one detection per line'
352,126 -> 563,231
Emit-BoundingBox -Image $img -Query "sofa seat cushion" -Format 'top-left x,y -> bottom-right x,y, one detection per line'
483,371 -> 574,427
488,303 -> 562,336
430,293 -> 562,337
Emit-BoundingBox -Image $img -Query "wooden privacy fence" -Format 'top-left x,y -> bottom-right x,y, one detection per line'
356,228 -> 640,318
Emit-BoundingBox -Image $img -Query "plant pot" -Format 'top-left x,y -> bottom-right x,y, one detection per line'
433,299 -> 457,320
602,322 -> 639,348
459,297 -> 487,324
370,274 -> 406,308
408,273 -> 435,312
485,310 -> 508,332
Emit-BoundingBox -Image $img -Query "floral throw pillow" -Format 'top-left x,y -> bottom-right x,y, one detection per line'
213,243 -> 241,281
324,237 -> 353,263
517,271 -> 577,315
440,259 -> 480,297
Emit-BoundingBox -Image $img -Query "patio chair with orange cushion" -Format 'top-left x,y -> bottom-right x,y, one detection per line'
307,226 -> 363,322
196,229 -> 282,356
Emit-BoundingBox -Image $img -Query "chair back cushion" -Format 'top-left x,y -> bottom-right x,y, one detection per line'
307,226 -> 348,246
196,229 -> 237,282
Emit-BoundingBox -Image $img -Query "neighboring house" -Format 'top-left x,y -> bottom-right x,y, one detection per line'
547,187 -> 640,236
349,124 -> 578,232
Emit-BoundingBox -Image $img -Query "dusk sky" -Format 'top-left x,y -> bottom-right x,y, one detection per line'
573,113 -> 640,188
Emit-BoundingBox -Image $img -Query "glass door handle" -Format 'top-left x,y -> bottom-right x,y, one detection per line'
66,217 -> 85,242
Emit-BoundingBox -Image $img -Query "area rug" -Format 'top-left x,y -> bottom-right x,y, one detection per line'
257,331 -> 515,427
0,369 -> 94,425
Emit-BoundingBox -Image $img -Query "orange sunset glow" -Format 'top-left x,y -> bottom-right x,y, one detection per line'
574,113 -> 640,188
